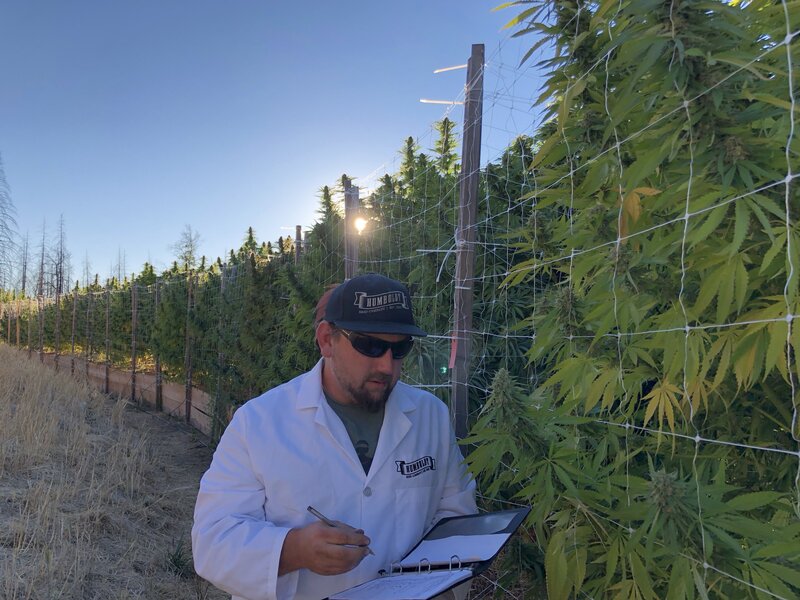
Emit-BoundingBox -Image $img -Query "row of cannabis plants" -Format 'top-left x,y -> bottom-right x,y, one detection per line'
1,123 -> 540,429
462,0 -> 800,598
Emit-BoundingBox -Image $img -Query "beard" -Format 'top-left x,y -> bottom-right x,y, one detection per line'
338,371 -> 396,413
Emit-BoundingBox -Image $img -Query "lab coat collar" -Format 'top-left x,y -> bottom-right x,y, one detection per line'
294,360 -> 360,472
296,360 -> 416,481
296,359 -> 326,410
368,385 -> 413,481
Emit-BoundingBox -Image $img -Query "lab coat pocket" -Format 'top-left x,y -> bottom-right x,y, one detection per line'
393,483 -> 435,559
265,473 -> 335,528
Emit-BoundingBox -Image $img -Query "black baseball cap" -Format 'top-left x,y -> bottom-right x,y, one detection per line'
324,273 -> 428,337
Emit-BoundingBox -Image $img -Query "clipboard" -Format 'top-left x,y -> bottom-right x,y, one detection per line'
328,506 -> 530,600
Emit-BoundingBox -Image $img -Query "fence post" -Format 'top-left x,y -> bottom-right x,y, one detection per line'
184,270 -> 194,424
86,290 -> 94,381
85,292 -> 91,377
155,278 -> 163,411
214,265 -> 226,439
131,283 -> 138,403
27,299 -> 32,358
104,287 -> 110,394
343,177 -> 360,280
54,291 -> 62,371
451,43 -> 485,443
16,300 -> 21,346
37,296 -> 44,363
295,225 -> 302,266
70,289 -> 77,375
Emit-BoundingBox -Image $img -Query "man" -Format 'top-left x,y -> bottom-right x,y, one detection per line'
192,273 -> 477,600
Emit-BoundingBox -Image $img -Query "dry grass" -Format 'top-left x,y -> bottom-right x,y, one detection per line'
0,345 -> 226,600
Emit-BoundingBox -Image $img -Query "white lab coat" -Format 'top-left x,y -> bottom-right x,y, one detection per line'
192,360 -> 477,600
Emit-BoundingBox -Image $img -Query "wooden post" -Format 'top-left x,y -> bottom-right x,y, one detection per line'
295,225 -> 302,266
104,288 -> 110,394
87,290 -> 94,380
54,290 -> 62,371
86,292 -> 92,378
451,44 -> 484,443
16,300 -> 21,346
343,177 -> 360,280
27,299 -> 32,358
184,271 -> 194,424
70,289 -> 77,375
131,284 -> 138,403
154,279 -> 163,411
214,266 -> 226,439
37,296 -> 44,362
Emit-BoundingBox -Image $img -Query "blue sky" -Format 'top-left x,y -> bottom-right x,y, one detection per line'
0,1 -> 544,282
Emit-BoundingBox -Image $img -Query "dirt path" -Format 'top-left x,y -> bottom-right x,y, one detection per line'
0,346 -> 227,599
111,400 -> 229,599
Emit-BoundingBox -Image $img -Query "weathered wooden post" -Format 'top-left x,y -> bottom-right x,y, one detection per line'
131,283 -> 138,403
343,176 -> 360,280
451,44 -> 484,443
184,271 -> 194,424
155,278 -> 163,411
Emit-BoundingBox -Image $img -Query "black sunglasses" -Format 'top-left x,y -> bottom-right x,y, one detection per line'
338,329 -> 414,359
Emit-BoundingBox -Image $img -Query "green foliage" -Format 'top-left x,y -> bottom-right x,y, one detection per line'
4,6 -> 796,596
165,538 -> 193,579
463,0 -> 800,597
433,117 -> 459,175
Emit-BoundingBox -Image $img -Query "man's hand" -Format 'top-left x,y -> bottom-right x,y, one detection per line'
279,520 -> 371,576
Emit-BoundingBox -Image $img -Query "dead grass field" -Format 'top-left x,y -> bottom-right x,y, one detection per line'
0,345 -> 226,599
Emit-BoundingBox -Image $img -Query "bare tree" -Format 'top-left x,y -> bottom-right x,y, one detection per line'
171,224 -> 202,270
52,215 -> 70,297
52,215 -> 70,367
117,248 -> 126,283
82,251 -> 92,289
19,232 -> 29,296
0,154 -> 17,290
36,221 -> 46,298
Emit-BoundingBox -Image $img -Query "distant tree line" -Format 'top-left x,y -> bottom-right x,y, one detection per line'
1,120 -> 539,441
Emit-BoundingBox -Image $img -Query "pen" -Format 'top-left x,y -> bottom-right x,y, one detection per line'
307,506 -> 375,555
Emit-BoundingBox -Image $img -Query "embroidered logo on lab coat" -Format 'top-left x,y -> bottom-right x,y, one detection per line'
396,456 -> 436,478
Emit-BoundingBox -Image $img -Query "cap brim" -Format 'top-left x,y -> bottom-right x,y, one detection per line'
331,320 -> 428,337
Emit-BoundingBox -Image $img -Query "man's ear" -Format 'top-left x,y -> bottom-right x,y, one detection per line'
316,321 -> 335,358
